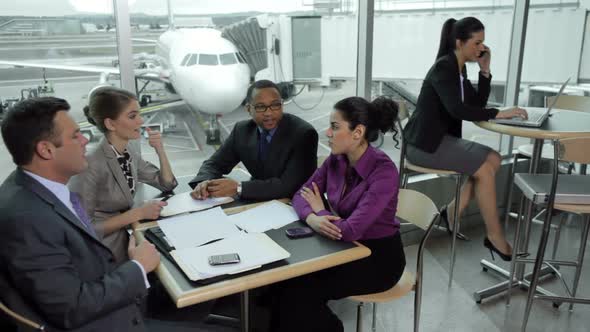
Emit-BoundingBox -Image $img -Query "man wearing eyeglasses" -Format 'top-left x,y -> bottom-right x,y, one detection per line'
189,79 -> 318,201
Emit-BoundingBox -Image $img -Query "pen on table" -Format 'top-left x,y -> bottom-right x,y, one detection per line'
161,194 -> 173,202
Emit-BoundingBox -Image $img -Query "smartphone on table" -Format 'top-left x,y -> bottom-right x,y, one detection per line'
208,253 -> 241,266
285,226 -> 314,239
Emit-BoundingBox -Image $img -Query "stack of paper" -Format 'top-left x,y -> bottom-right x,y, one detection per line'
171,233 -> 291,281
228,200 -> 300,232
157,207 -> 241,249
160,192 -> 233,217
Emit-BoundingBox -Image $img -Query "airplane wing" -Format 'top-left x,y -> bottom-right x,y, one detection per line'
0,60 -> 120,75
132,38 -> 158,44
0,60 -> 169,83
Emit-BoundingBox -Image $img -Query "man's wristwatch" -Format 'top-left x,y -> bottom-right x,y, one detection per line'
236,182 -> 242,197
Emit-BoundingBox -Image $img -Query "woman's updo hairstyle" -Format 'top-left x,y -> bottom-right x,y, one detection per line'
333,96 -> 400,147
83,86 -> 137,133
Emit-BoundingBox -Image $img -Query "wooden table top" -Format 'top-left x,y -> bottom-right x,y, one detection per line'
132,201 -> 371,308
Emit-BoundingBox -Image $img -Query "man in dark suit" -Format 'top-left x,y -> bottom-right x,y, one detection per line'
190,79 -> 319,201
0,97 -> 160,331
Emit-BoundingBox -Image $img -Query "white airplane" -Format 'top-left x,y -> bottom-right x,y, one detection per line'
0,27 -> 251,144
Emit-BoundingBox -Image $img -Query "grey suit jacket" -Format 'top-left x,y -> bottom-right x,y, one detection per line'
69,138 -> 177,263
0,169 -> 148,331
189,113 -> 319,201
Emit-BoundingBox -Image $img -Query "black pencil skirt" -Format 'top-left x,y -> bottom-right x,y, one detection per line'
270,232 -> 406,332
406,135 -> 494,176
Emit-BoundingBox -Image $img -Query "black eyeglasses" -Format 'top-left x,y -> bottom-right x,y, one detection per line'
249,101 -> 283,113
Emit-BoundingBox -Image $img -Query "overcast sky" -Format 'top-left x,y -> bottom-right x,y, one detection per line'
0,0 -> 312,16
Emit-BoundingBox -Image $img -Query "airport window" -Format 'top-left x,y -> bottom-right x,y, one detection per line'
180,54 -> 191,66
371,1 -> 516,158
125,0 -> 358,172
503,2 -> 589,155
0,1 -> 126,183
220,53 -> 237,65
198,54 -> 218,66
186,54 -> 198,66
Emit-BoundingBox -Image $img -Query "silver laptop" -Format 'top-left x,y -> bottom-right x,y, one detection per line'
491,78 -> 570,127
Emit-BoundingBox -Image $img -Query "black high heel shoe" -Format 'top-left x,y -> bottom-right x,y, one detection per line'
483,237 -> 512,261
439,207 -> 470,241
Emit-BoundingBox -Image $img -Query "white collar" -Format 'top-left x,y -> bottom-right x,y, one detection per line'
23,170 -> 75,214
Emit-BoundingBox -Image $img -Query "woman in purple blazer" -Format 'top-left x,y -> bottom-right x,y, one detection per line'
271,96 -> 406,332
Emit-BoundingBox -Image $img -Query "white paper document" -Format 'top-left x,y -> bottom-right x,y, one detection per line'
157,207 -> 241,249
160,192 -> 233,217
170,232 -> 291,281
228,200 -> 300,233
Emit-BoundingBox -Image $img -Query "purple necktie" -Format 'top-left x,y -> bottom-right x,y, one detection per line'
69,192 -> 97,238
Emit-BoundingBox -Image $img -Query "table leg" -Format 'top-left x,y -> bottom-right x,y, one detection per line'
473,260 -> 557,303
473,140 -> 551,303
241,290 -> 249,332
516,139 -> 543,280
528,139 -> 544,174
474,279 -> 515,304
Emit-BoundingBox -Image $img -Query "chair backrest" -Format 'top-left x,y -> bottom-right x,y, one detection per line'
556,137 -> 590,165
0,301 -> 44,331
0,272 -> 45,331
396,101 -> 409,186
546,95 -> 590,113
396,189 -> 439,231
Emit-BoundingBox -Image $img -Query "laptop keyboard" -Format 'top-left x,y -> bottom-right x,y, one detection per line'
513,109 -> 544,122
527,111 -> 543,122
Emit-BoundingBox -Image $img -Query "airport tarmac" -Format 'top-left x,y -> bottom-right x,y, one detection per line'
0,32 -> 159,61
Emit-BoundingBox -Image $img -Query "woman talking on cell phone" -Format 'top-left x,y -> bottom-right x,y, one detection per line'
403,17 -> 527,261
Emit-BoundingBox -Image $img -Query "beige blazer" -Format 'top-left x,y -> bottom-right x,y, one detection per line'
69,138 -> 177,263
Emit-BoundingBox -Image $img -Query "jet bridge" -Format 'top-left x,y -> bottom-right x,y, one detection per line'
222,17 -> 268,80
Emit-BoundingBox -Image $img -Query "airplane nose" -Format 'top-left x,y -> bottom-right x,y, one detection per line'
191,68 -> 249,114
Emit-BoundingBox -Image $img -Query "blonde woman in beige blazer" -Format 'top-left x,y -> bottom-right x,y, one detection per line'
70,87 -> 177,263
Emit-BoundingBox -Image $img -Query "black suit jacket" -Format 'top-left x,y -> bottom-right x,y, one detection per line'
0,169 -> 147,332
189,113 -> 318,200
403,53 -> 499,153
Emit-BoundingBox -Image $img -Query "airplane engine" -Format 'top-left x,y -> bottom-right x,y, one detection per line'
164,82 -> 176,94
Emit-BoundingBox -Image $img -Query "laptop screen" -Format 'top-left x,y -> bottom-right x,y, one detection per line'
546,77 -> 571,112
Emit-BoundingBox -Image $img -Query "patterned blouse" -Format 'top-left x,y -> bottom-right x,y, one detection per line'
110,145 -> 135,195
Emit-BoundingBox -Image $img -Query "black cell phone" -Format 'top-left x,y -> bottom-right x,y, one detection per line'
479,50 -> 487,58
285,227 -> 314,239
208,253 -> 241,266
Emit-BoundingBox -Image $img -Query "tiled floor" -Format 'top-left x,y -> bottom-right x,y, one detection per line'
328,213 -> 590,332
174,212 -> 589,332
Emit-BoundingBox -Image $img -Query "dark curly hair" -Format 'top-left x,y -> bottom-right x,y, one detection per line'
333,96 -> 400,147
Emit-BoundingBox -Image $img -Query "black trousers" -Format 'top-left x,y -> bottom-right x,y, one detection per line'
270,232 -> 406,332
